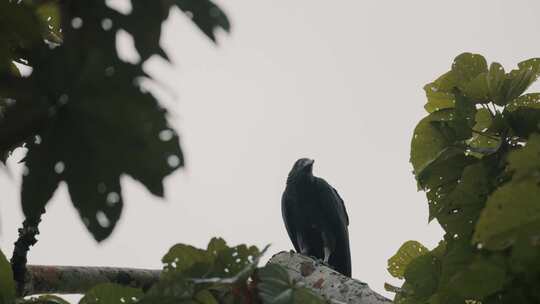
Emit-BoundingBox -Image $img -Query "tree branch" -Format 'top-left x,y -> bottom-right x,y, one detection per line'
269,251 -> 392,304
23,265 -> 160,296
21,252 -> 393,304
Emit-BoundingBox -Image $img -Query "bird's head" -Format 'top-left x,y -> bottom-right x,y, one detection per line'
287,158 -> 315,184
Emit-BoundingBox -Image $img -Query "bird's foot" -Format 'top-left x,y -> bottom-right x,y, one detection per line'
308,256 -> 331,268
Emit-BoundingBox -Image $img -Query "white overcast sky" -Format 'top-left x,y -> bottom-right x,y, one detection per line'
2,0 -> 540,299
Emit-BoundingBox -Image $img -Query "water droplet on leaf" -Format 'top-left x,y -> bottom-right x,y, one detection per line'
159,129 -> 174,141
167,155 -> 180,167
96,211 -> 110,228
54,161 -> 65,174
71,17 -> 83,29
107,192 -> 120,205
101,18 -> 113,31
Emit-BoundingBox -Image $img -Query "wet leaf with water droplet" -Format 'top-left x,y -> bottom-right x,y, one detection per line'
175,0 -> 231,42
388,241 -> 429,279
80,283 -> 143,304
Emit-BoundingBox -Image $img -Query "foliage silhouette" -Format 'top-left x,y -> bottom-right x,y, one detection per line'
0,0 -> 229,241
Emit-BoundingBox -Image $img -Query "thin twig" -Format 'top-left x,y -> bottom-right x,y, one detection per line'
11,217 -> 41,296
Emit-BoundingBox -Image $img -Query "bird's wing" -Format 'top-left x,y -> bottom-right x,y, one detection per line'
315,177 -> 352,276
314,177 -> 349,230
331,186 -> 349,226
281,189 -> 301,253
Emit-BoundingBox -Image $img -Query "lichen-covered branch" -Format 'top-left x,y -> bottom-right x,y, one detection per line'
23,265 -> 161,296
268,251 -> 392,304
21,252 -> 392,304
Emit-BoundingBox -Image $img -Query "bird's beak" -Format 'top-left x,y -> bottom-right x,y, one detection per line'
304,159 -> 314,171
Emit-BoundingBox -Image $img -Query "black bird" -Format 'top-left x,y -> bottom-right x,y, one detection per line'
281,158 -> 351,277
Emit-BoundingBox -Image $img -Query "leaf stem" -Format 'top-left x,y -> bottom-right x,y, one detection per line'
471,129 -> 500,140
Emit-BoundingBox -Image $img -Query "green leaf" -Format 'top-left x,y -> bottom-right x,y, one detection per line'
388,241 -> 429,279
207,237 -> 261,279
449,259 -> 505,299
158,238 -> 267,304
163,243 -> 212,277
472,108 -> 492,132
79,283 -> 144,304
194,290 -> 219,304
423,79 -> 455,113
435,162 -> 489,238
462,72 -> 489,102
402,253 -> 440,300
411,110 -> 463,178
451,53 -> 488,91
473,177 -> 540,250
417,149 -> 472,190
430,71 -> 459,93
507,133 -> 540,175
435,239 -> 474,303
257,264 -> 323,304
517,57 -> 540,71
506,93 -> 540,111
487,62 -> 506,105
163,238 -> 262,281
416,152 -> 488,237
453,91 -> 477,129
0,250 -> 15,304
472,134 -> 540,249
501,65 -> 540,106
257,264 -> 293,304
506,107 -> 540,138
293,288 -> 324,304
509,231 -> 540,275
139,272 -> 195,304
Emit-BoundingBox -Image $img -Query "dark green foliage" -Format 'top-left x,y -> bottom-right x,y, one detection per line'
0,250 -> 15,304
79,284 -> 143,304
0,0 -> 229,241
389,53 -> 540,303
257,264 -> 323,304
142,237 -> 265,304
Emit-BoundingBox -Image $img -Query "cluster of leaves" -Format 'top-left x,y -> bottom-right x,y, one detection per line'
0,0 -> 230,241
387,53 -> 540,303
0,238 -> 324,304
